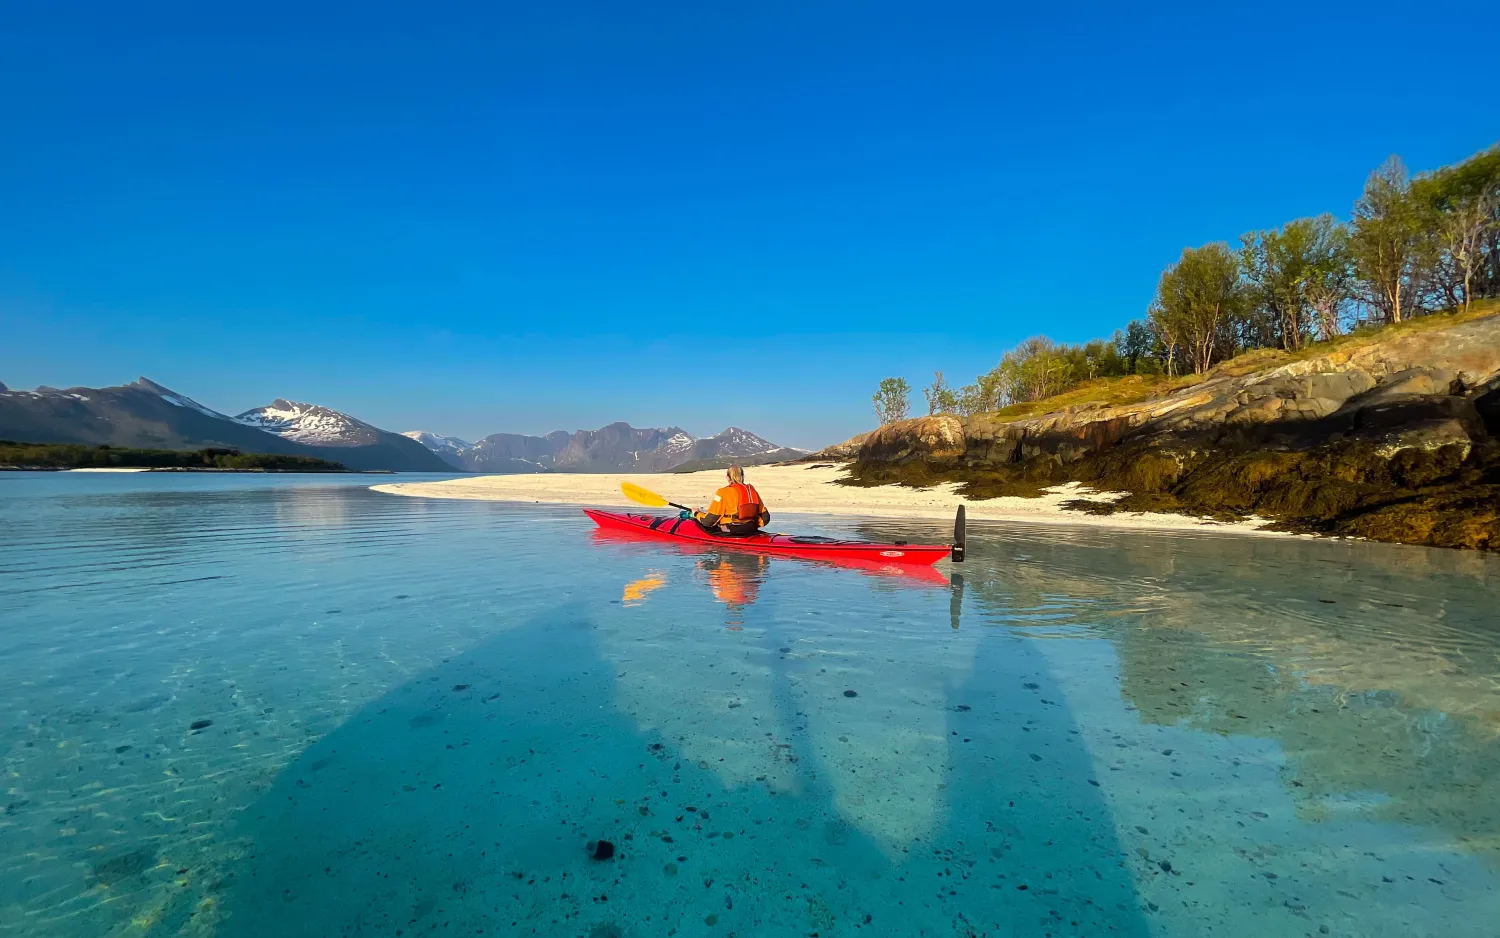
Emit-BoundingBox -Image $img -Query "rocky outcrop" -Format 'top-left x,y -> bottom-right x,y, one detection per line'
805,430 -> 873,461
848,312 -> 1500,550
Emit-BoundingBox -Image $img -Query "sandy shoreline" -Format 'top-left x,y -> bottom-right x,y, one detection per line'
372,463 -> 1283,536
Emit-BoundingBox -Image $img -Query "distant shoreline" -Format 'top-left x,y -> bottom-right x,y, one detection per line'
372,463 -> 1287,537
0,466 -> 391,474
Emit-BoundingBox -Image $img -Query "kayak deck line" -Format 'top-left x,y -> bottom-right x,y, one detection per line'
583,509 -> 956,566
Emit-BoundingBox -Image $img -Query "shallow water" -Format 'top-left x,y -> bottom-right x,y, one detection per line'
2,472 -> 1499,937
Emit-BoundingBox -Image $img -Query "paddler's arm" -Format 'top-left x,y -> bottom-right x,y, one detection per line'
695,493 -> 725,526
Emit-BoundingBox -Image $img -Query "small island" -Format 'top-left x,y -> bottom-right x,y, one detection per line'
0,441 -> 350,473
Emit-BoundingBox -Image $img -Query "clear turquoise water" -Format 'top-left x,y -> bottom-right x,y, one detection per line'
2,472 -> 1499,937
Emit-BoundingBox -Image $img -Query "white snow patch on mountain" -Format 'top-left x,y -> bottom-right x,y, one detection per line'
127,378 -> 230,418
402,431 -> 475,453
706,427 -> 781,456
236,400 -> 376,444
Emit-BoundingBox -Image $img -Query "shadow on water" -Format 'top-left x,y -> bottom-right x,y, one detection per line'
201,598 -> 1151,937
933,631 -> 1150,934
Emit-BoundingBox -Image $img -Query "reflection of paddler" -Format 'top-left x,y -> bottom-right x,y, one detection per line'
698,552 -> 768,628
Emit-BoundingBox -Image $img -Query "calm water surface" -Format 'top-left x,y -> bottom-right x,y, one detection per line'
2,472 -> 1498,937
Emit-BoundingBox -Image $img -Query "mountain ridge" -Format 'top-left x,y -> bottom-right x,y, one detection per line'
0,374 -> 798,474
403,422 -> 800,473
0,379 -> 451,472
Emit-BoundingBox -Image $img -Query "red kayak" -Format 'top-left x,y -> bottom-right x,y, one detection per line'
589,525 -> 953,586
583,509 -> 958,566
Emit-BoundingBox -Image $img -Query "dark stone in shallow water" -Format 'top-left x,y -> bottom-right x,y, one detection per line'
843,689 -> 858,698
189,720 -> 212,731
587,839 -> 616,861
92,847 -> 156,885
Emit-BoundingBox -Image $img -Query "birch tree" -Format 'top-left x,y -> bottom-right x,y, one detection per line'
1149,242 -> 1244,373
1350,156 -> 1426,323
873,377 -> 911,425
1414,150 -> 1500,312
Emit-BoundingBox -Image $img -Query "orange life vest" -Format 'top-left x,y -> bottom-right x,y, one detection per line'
711,482 -> 764,523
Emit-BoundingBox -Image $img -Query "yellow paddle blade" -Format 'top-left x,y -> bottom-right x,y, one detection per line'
621,481 -> 670,508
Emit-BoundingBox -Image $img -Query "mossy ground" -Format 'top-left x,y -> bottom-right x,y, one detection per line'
977,300 -> 1500,422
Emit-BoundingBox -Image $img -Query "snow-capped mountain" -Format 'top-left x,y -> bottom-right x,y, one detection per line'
0,377 -> 329,460
400,431 -> 475,471
702,427 -> 781,457
235,399 -> 383,445
233,399 -> 452,470
402,421 -> 799,473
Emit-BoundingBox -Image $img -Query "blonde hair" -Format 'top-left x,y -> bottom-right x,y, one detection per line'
727,464 -> 745,484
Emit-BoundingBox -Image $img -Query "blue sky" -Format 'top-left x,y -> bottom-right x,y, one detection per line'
2,2 -> 1496,449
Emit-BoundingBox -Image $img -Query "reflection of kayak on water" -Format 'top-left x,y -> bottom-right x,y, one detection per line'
587,515 -> 954,587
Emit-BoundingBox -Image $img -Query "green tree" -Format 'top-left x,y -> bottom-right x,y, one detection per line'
956,371 -> 1004,415
873,377 -> 912,425
1149,242 -> 1245,374
1121,321 -> 1152,374
1081,338 -> 1125,378
1350,156 -> 1428,323
995,336 -> 1076,403
923,371 -> 960,414
1303,217 -> 1353,340
1412,146 -> 1500,311
1241,214 -> 1351,350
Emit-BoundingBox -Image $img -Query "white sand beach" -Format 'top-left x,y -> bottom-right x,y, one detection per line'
373,463 -> 1283,536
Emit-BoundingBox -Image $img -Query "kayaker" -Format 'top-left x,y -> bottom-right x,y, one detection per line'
693,465 -> 770,536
